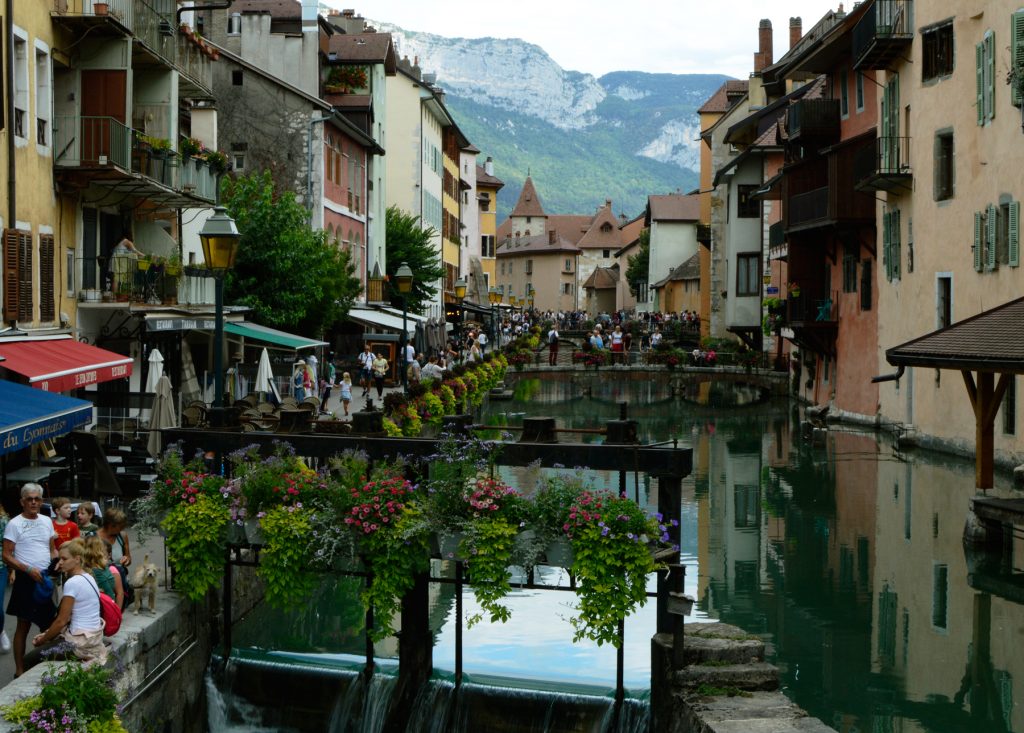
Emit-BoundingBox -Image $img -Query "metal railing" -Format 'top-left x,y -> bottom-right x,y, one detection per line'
54,115 -> 133,168
177,35 -> 214,94
53,0 -> 135,30
787,187 -> 829,228
853,136 -> 912,182
853,0 -> 914,66
179,157 -> 218,200
133,0 -> 177,66
788,99 -> 840,141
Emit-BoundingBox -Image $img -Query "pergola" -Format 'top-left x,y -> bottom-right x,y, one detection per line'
885,296 -> 1024,490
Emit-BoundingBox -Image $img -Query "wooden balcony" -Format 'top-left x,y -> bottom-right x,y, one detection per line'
784,137 -> 876,233
853,0 -> 914,70
854,136 -> 912,193
695,223 -> 711,247
787,99 -> 840,145
784,289 -> 838,357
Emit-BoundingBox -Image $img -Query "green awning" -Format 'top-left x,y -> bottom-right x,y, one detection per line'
224,322 -> 328,351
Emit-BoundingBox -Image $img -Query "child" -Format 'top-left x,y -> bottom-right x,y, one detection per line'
77,502 -> 99,536
51,497 -> 80,548
339,372 -> 353,417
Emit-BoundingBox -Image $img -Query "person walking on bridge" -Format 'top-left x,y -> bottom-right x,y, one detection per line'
547,324 -> 560,366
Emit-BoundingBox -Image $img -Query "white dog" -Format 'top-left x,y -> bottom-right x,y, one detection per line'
133,555 -> 160,614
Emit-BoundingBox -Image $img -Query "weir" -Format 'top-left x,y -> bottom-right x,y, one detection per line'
165,403 -> 692,731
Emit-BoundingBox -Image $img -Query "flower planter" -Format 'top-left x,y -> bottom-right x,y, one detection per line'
244,518 -> 264,545
544,538 -> 574,568
437,531 -> 465,560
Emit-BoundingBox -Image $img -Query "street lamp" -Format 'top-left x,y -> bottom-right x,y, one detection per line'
198,206 -> 240,411
488,286 -> 501,349
395,263 -> 414,393
454,277 -> 467,342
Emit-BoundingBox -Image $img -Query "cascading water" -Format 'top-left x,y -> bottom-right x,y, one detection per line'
327,672 -> 399,732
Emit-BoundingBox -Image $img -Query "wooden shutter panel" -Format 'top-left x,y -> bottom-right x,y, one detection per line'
977,42 -> 986,125
892,209 -> 901,280
17,232 -> 32,322
1009,201 -> 1020,267
882,211 -> 891,281
3,229 -> 19,321
1013,11 -> 1024,107
986,203 -> 998,270
974,211 -> 984,271
39,234 -> 55,323
986,33 -> 996,120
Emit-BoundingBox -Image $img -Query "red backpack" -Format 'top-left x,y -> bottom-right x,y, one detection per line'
90,581 -> 122,636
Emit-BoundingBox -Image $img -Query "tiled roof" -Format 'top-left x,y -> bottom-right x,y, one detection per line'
577,202 -> 627,249
510,176 -> 546,217
582,266 -> 619,290
698,80 -> 749,114
647,194 -> 700,222
476,165 -> 504,189
886,296 -> 1024,373
326,33 -> 397,73
652,253 -> 701,288
496,232 -> 580,256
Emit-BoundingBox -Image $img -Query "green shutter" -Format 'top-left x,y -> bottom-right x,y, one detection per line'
986,32 -> 996,120
977,42 -> 986,125
882,211 -> 892,281
892,209 -> 901,280
1013,11 -> 1024,107
986,203 -> 998,270
974,211 -> 984,271
1009,201 -> 1020,267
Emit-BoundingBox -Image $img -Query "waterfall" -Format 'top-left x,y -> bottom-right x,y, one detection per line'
327,672 -> 399,732
206,665 -> 299,733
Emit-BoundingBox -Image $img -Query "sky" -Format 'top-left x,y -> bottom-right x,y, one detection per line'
323,0 -> 843,79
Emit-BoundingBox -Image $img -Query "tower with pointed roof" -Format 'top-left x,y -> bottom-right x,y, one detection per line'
508,176 -> 547,243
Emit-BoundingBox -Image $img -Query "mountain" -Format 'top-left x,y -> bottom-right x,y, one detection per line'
377,24 -> 732,221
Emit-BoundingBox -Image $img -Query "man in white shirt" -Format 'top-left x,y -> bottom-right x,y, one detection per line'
2,483 -> 57,677
358,344 -> 375,395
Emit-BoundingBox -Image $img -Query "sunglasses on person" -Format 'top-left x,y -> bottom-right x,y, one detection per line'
24,496 -> 42,502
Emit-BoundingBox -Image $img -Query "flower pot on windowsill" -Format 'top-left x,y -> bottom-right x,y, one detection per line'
94,2 -> 109,15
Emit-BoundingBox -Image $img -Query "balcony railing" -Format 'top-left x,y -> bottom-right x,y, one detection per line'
77,255 -> 181,305
177,35 -> 214,96
853,0 -> 914,70
133,0 -> 177,67
788,187 -> 829,229
768,221 -> 785,249
52,0 -> 135,31
853,136 -> 912,193
179,157 -> 219,201
787,289 -> 837,324
788,99 -> 840,144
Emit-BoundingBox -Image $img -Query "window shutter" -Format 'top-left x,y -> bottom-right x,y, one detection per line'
1009,201 -> 1020,267
986,203 -> 998,270
892,209 -> 901,280
985,32 -> 996,120
1013,11 -> 1024,107
3,229 -> 19,321
974,211 -> 984,271
860,259 -> 872,311
976,42 -> 986,125
40,234 -> 55,323
882,211 -> 891,281
17,232 -> 32,322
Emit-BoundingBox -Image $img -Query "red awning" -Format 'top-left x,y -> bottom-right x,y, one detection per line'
0,337 -> 133,392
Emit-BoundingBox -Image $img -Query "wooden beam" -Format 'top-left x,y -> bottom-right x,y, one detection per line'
975,371 -> 995,490
962,370 -> 979,417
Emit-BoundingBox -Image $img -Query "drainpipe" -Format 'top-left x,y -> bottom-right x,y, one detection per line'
7,0 -> 16,226
871,365 -> 904,383
306,114 -> 334,218
175,1 -> 233,24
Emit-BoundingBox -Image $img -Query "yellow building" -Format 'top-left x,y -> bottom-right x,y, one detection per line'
441,125 -> 463,303
476,157 -> 504,289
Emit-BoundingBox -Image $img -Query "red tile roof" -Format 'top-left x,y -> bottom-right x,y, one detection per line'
698,80 -> 749,114
510,176 -> 546,217
577,202 -> 627,249
476,165 -> 504,189
582,266 -> 619,290
647,194 -> 701,222
326,33 -> 397,74
496,232 -> 581,256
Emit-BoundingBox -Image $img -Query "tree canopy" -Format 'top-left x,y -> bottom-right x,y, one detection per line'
221,171 -> 361,336
384,206 -> 445,314
625,228 -> 650,298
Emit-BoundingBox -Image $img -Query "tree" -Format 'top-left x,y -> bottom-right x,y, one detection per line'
221,171 -> 362,336
625,228 -> 650,298
384,206 -> 445,314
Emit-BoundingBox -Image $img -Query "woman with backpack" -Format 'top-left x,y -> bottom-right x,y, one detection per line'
32,538 -> 107,665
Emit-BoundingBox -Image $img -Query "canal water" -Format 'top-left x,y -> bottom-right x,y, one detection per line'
210,373 -> 1022,732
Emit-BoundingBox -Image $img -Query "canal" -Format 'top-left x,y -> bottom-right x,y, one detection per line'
214,372 -> 1020,732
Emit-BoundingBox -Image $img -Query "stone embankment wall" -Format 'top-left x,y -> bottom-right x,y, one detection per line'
0,557 -> 263,733
652,623 -> 836,733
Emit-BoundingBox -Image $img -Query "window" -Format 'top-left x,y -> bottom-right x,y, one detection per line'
564,258 -> 572,272
937,275 -> 952,328
13,33 -> 28,139
481,235 -> 494,258
922,21 -> 954,81
736,253 -> 759,296
227,12 -> 241,34
562,282 -> 572,295
3,229 -> 33,322
933,131 -> 954,201
1004,376 -> 1017,435
860,259 -> 873,311
855,72 -> 864,111
602,249 -> 610,258
991,199 -> 1021,267
736,185 -> 759,218
976,31 -> 996,125
34,45 -> 51,148
232,153 -> 245,172
525,259 -> 533,275
932,564 -> 948,630
231,69 -> 243,86
66,249 -> 75,295
842,241 -> 859,293
883,209 -> 901,281
480,194 -> 490,212
39,233 -> 54,322
734,485 -> 758,528
839,69 -> 849,117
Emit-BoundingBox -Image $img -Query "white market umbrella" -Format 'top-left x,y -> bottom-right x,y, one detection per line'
147,375 -> 178,458
255,347 -> 280,404
145,348 -> 164,393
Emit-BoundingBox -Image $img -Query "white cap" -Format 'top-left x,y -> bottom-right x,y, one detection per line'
306,355 -> 318,365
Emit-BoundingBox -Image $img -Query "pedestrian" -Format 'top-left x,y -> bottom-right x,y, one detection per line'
357,344 -> 375,395
51,497 -> 80,549
291,360 -> 307,402
321,355 -> 336,413
408,353 -> 423,384
339,372 -> 353,416
372,352 -> 388,399
3,483 -> 57,677
32,538 -> 107,666
610,325 -> 624,364
0,503 -> 9,654
547,324 -> 560,366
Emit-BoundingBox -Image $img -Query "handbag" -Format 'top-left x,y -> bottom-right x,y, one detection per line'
89,579 -> 122,636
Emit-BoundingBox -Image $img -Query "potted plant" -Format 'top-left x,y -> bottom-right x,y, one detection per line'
529,474 -> 588,568
180,136 -> 202,157
202,149 -> 230,175
163,484 -> 230,601
165,251 -> 182,276
563,490 -> 669,646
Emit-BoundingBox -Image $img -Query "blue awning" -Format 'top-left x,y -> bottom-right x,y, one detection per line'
0,380 -> 93,456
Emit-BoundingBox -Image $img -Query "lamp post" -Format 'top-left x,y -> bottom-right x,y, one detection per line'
488,286 -> 501,349
395,263 -> 414,394
198,206 -> 240,411
454,277 -> 468,343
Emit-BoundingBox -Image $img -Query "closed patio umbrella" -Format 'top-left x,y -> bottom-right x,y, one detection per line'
147,375 -> 178,458
145,348 -> 164,393
255,347 -> 280,404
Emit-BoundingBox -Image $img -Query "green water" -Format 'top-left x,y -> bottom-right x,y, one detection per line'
231,373 -> 1021,732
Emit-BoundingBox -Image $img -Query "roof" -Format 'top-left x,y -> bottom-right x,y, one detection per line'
496,232 -> 581,256
646,194 -> 701,223
476,165 -> 504,189
234,0 -> 300,17
698,80 -> 749,114
652,253 -> 701,288
582,266 -> 619,290
615,215 -> 646,257
577,202 -> 627,249
0,380 -> 93,458
326,33 -> 398,75
885,296 -> 1024,374
510,176 -> 546,217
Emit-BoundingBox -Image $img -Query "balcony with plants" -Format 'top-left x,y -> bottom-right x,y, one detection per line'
77,251 -> 183,306
52,0 -> 135,29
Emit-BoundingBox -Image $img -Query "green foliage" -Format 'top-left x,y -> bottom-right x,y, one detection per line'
257,507 -> 320,609
532,474 -> 588,543
39,663 -> 118,723
464,518 -> 517,626
221,171 -> 362,335
1,695 -> 43,724
163,494 -> 229,600
384,206 -> 445,313
625,228 -> 650,297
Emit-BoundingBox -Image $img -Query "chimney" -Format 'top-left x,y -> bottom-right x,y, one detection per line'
548,229 -> 557,245
754,19 -> 773,73
342,8 -> 355,17
790,17 -> 802,50
484,156 -> 494,176
301,0 -> 317,31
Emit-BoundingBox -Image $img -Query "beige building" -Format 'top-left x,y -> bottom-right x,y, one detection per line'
495,231 -> 580,313
868,0 -> 1024,464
